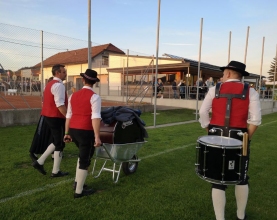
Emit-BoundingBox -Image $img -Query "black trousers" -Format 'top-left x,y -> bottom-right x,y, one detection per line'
69,128 -> 95,170
208,124 -> 250,190
44,116 -> 65,152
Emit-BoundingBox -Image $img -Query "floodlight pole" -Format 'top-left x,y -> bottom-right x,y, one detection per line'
244,26 -> 250,65
88,0 -> 92,69
258,37 -> 265,97
126,49 -> 129,104
154,0 -> 161,127
196,18 -> 203,121
228,31 -> 232,63
273,44 -> 277,106
41,30 -> 44,97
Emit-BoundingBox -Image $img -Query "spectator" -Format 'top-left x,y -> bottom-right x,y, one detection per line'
178,80 -> 186,99
157,78 -> 164,99
172,79 -> 178,99
206,77 -> 215,89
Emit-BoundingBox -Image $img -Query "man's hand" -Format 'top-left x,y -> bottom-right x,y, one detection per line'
94,137 -> 102,147
64,134 -> 72,143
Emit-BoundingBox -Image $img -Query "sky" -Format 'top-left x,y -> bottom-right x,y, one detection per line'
1,0 -> 277,78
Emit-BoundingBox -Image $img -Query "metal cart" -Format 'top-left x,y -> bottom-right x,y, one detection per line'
92,141 -> 146,183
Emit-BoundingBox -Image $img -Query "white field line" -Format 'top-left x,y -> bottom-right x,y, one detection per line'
259,120 -> 277,127
0,178 -> 74,204
0,143 -> 195,204
141,143 -> 195,159
1,120 -> 276,204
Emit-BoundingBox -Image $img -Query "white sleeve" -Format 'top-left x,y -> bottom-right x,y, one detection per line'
247,88 -> 262,126
90,94 -> 102,119
65,94 -> 73,119
199,87 -> 215,128
51,82 -> 65,107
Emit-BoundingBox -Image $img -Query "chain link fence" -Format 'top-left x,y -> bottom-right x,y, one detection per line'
0,22 -> 153,97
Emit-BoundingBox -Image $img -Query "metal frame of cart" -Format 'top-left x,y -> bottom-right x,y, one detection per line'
92,141 -> 146,183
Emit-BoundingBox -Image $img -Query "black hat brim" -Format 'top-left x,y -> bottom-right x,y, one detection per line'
80,73 -> 100,82
220,66 -> 249,77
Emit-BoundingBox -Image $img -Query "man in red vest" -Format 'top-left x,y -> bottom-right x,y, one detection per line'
199,61 -> 261,220
64,69 -> 102,198
32,64 -> 68,177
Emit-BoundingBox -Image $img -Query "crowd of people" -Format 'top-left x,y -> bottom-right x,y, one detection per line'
152,76 -> 223,100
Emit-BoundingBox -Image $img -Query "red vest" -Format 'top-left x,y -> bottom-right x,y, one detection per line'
41,80 -> 67,118
210,82 -> 249,128
69,88 -> 95,130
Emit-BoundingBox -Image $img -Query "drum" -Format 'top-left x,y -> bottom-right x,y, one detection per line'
100,119 -> 145,144
195,135 -> 243,185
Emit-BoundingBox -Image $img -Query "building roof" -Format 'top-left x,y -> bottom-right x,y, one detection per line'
33,43 -> 125,68
163,53 -> 261,79
163,53 -> 221,72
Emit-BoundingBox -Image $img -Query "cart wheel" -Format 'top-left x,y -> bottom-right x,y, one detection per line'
122,155 -> 138,175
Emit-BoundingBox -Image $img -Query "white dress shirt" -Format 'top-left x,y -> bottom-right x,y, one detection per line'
66,86 -> 101,120
199,79 -> 261,128
51,77 -> 66,108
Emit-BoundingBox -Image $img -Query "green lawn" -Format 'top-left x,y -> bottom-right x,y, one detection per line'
0,111 -> 276,220
140,108 -> 196,126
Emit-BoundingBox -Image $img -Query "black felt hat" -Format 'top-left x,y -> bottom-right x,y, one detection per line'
220,61 -> 249,76
80,69 -> 100,82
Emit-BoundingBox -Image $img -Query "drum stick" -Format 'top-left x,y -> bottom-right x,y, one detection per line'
242,132 -> 248,156
242,133 -> 245,156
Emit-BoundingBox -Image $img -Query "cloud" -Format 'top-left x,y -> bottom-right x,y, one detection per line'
162,43 -> 194,46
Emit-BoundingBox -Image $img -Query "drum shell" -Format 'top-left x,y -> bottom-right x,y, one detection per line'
195,135 -> 243,185
100,119 -> 144,144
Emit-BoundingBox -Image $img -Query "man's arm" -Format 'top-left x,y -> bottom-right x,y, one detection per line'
58,105 -> 67,117
92,118 -> 101,147
91,94 -> 102,147
248,124 -> 258,140
199,87 -> 215,129
247,88 -> 261,139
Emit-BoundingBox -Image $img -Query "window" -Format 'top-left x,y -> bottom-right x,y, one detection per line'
102,55 -> 109,66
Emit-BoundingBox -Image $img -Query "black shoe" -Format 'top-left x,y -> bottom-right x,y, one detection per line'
32,161 -> 46,175
72,181 -> 88,190
29,153 -> 38,162
237,214 -> 247,220
51,171 -> 69,177
74,188 -> 96,199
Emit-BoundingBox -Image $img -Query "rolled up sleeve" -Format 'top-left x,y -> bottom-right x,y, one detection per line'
91,94 -> 101,119
247,88 -> 262,126
199,87 -> 214,128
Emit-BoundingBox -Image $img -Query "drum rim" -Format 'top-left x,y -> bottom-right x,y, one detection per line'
197,135 -> 242,147
195,172 -> 242,185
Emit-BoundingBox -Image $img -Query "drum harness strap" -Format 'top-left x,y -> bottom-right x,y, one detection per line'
215,82 -> 249,129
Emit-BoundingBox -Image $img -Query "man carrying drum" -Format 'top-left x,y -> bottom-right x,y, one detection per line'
199,61 -> 261,220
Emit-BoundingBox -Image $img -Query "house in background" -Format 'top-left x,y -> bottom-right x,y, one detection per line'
31,43 -> 262,98
32,43 -> 126,95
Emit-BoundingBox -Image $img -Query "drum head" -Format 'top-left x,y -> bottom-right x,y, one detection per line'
198,135 -> 242,147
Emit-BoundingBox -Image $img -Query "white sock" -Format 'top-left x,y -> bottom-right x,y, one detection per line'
75,158 -> 80,182
37,143 -> 55,165
235,185 -> 249,219
52,151 -> 63,174
212,188 -> 226,220
75,169 -> 88,194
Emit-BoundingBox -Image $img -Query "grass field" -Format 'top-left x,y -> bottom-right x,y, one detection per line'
0,110 -> 276,220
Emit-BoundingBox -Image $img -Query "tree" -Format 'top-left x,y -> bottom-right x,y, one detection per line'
267,57 -> 277,82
